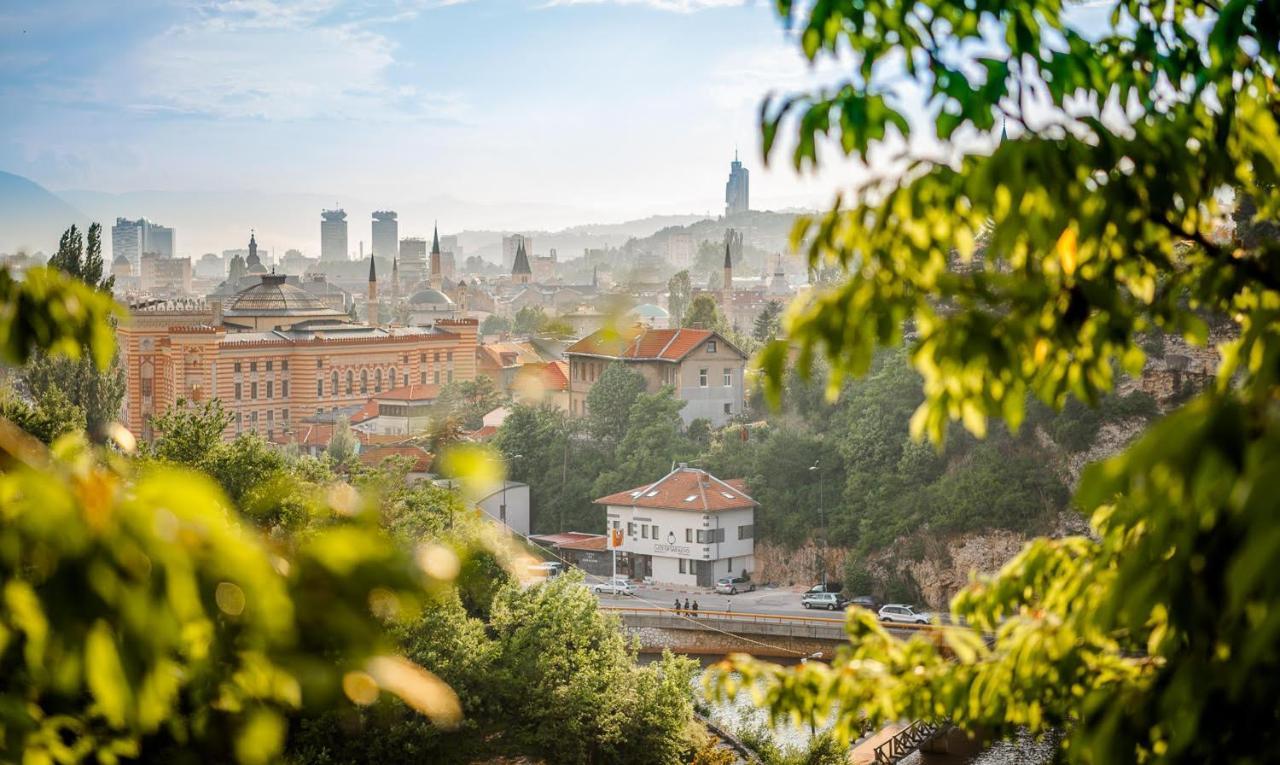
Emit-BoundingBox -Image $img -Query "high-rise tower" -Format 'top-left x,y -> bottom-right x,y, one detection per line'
321,209 -> 348,262
725,151 -> 750,217
371,211 -> 398,260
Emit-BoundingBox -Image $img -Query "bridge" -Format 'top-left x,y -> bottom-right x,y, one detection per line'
600,606 -> 933,660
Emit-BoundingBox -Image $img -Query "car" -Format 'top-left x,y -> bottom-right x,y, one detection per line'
714,574 -> 756,595
878,604 -> 931,624
806,581 -> 843,594
592,577 -> 636,596
527,561 -> 566,578
801,592 -> 846,611
846,595 -> 880,611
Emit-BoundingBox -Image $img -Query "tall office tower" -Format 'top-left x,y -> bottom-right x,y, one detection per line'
371,211 -> 398,259
399,237 -> 428,286
502,233 -> 532,271
320,209 -> 349,262
112,218 -> 176,270
725,151 -> 750,217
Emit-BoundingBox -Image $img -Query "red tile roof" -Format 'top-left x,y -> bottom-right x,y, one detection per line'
566,326 -> 738,362
529,531 -> 608,551
375,383 -> 440,403
594,467 -> 756,513
349,399 -> 380,425
359,444 -> 433,472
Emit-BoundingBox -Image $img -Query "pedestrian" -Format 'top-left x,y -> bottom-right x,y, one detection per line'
674,598 -> 681,614
683,598 -> 690,614
692,600 -> 699,617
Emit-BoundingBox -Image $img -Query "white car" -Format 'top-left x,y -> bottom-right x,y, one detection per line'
527,561 -> 566,578
592,577 -> 636,596
878,604 -> 931,624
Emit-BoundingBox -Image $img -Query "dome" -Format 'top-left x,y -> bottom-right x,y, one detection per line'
225,274 -> 334,315
247,262 -> 268,274
632,303 -> 669,319
408,288 -> 454,307
112,255 -> 131,266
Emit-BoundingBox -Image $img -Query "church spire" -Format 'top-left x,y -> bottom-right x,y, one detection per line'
511,239 -> 532,285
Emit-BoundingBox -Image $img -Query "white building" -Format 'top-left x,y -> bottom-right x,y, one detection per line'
436,478 -> 531,537
595,465 -> 755,587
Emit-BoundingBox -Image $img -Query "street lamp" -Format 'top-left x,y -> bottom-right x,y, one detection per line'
809,460 -> 826,588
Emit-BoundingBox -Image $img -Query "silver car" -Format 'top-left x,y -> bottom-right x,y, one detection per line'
801,591 -> 846,611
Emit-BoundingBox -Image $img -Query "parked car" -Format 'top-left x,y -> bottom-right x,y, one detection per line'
527,561 -> 566,578
715,574 -> 756,595
878,603 -> 931,624
592,577 -> 636,596
846,595 -> 880,611
806,581 -> 844,594
801,591 -> 847,611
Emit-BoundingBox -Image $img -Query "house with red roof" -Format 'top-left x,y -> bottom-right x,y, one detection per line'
594,464 -> 756,587
565,326 -> 746,426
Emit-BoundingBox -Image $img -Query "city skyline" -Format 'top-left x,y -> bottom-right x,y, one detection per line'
1,0 -> 869,247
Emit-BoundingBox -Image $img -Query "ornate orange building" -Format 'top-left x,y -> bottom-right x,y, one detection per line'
118,273 -> 478,441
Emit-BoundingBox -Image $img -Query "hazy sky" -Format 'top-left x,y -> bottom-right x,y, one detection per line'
0,0 -> 879,230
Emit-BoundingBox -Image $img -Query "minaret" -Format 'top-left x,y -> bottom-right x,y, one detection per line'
391,255 -> 400,305
430,222 -> 443,289
592,265 -> 598,289
367,256 -> 379,326
248,229 -> 258,262
721,239 -> 733,310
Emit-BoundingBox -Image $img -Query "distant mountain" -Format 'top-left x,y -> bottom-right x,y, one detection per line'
0,171 -> 87,255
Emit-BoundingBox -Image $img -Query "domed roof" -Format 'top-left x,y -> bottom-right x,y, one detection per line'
112,254 -> 131,266
247,262 -> 268,274
225,274 -> 337,315
408,287 -> 453,306
632,303 -> 669,318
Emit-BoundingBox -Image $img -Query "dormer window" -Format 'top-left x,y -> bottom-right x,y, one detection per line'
707,340 -> 717,353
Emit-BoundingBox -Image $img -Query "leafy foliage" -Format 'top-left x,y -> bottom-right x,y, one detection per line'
683,293 -> 728,333
435,377 -> 505,432
586,361 -> 648,445
715,0 -> 1280,761
668,270 -> 692,328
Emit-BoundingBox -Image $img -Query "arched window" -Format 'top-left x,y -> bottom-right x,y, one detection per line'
389,367 -> 396,388
361,369 -> 368,394
332,370 -> 339,395
346,370 -> 353,395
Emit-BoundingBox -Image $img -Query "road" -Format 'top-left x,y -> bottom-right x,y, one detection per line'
592,581 -> 848,617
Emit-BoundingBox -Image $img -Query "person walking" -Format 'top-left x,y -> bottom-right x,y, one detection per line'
683,598 -> 690,615
692,600 -> 699,617
674,598 -> 682,614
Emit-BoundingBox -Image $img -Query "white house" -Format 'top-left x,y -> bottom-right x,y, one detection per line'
594,465 -> 755,588
435,478 -> 531,537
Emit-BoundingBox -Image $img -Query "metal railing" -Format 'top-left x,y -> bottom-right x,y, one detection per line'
873,720 -> 949,764
598,605 -> 937,631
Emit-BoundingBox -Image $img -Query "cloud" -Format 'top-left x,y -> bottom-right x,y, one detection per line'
50,0 -> 469,123
541,0 -> 746,13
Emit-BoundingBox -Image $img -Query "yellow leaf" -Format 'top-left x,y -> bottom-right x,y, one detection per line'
86,620 -> 133,728
1056,227 -> 1078,277
234,709 -> 285,765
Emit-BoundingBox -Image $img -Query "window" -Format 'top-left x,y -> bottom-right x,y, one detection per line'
267,410 -> 274,422
650,524 -> 658,539
361,369 -> 368,393
390,367 -> 396,386
236,412 -> 242,432
250,382 -> 258,399
723,368 -> 733,387
686,529 -> 693,542
641,526 -> 649,539
281,380 -> 289,397
699,368 -> 708,387
727,557 -> 733,571
250,362 -> 257,372
738,524 -> 754,540
317,359 -> 323,368
331,371 -> 338,394
282,360 -> 289,371
724,403 -> 732,415
696,530 -> 707,544
716,528 -> 726,542
234,382 -> 242,400
434,352 -> 441,362
266,360 -> 273,371
346,370 -> 353,395
421,371 -> 427,384
707,340 -> 717,353
317,379 -> 323,396
375,369 -> 383,392
447,370 -> 453,383
627,522 -> 636,537
420,353 -> 426,363
447,351 -> 453,362
434,371 -> 441,384
404,373 -> 410,386
679,559 -> 687,574
234,362 -> 242,373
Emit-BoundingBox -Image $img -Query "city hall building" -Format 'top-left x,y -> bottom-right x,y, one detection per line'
117,272 -> 478,442
595,465 -> 755,587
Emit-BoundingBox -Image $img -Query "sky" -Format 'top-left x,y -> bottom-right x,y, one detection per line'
0,0 -> 879,246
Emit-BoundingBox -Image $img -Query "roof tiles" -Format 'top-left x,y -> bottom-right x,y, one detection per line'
594,467 -> 756,513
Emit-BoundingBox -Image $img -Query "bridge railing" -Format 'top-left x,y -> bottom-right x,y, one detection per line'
873,719 -> 949,764
599,605 -> 937,632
